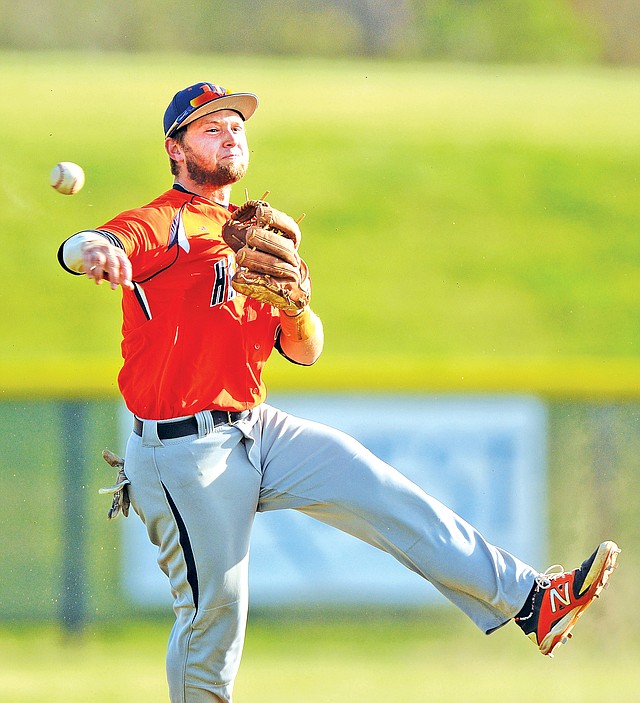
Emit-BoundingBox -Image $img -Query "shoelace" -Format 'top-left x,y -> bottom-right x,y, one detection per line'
516,564 -> 568,624
535,564 -> 565,589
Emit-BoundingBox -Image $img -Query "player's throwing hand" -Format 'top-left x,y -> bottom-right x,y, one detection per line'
82,240 -> 133,290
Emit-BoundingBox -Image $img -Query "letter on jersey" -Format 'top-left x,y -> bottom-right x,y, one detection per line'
211,255 -> 236,306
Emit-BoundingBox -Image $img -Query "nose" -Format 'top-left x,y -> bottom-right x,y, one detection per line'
223,128 -> 240,147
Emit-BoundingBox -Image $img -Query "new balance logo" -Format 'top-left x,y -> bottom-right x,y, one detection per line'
549,582 -> 572,612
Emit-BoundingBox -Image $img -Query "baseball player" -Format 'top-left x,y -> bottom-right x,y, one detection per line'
58,82 -> 620,703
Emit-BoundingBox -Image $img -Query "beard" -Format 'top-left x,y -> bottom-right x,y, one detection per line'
184,147 -> 248,188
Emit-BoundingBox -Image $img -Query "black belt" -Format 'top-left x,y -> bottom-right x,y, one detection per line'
133,410 -> 248,440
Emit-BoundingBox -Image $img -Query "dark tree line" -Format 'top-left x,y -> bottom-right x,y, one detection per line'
2,0 -> 638,64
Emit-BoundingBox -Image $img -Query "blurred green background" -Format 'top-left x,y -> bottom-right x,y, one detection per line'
1,1 -> 639,701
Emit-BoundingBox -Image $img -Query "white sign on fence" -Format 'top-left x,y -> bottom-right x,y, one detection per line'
121,394 -> 547,607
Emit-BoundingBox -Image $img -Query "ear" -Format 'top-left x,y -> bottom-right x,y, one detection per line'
165,136 -> 185,164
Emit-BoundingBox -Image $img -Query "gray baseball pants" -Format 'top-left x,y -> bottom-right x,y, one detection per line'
125,402 -> 537,703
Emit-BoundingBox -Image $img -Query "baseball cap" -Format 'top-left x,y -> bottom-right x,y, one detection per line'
163,82 -> 259,138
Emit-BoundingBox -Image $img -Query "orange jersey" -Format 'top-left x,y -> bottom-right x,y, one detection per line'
97,186 -> 282,419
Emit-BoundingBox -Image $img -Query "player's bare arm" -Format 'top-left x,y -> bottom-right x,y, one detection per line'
278,306 -> 324,365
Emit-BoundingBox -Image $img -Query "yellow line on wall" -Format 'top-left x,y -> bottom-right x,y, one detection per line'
2,357 -> 639,400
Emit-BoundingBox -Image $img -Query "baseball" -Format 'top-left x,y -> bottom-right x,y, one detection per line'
50,161 -> 85,195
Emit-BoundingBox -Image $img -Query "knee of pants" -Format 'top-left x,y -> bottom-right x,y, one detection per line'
168,599 -> 247,699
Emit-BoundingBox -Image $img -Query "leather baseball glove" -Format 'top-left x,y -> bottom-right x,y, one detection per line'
222,200 -> 311,313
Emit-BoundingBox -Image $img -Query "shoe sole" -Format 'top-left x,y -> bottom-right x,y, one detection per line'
539,540 -> 621,657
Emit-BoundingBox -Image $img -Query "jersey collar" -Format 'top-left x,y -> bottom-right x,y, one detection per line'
172,183 -> 231,211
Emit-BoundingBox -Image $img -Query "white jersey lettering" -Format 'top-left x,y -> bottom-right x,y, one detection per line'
211,254 -> 236,307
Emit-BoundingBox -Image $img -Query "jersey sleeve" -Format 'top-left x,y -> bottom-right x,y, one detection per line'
98,210 -> 160,258
57,207 -> 157,275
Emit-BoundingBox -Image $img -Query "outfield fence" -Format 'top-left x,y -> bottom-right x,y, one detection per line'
1,360 -> 638,633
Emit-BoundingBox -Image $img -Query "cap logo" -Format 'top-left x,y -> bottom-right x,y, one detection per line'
190,84 -> 230,108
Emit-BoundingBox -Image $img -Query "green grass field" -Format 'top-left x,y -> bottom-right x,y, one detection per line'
1,53 -> 640,394
2,610 -> 639,703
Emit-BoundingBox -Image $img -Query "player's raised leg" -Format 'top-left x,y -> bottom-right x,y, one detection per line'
251,404 -> 537,634
250,404 -> 619,646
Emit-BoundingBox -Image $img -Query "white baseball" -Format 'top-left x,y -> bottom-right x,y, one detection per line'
50,161 -> 85,195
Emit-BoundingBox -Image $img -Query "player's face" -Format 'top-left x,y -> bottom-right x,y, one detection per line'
180,110 -> 249,187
